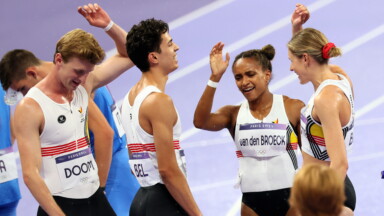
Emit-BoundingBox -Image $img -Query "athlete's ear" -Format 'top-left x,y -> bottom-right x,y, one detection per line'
25,67 -> 37,79
302,53 -> 310,66
148,52 -> 158,64
54,53 -> 63,65
265,70 -> 271,84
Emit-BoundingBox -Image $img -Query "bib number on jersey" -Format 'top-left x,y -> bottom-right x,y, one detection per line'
133,163 -> 148,177
130,152 -> 154,178
238,123 -> 287,157
129,152 -> 163,186
179,150 -> 187,176
55,148 -> 98,190
111,104 -> 126,137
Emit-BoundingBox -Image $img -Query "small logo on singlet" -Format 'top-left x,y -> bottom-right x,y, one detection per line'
272,118 -> 279,124
58,115 -> 66,124
78,107 -> 83,114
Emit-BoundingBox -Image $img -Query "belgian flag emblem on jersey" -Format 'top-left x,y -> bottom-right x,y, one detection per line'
306,117 -> 329,160
309,123 -> 325,146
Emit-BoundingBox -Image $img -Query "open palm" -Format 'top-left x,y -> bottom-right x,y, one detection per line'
210,42 -> 230,78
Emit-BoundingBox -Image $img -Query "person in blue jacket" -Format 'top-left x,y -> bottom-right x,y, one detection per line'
0,84 -> 21,216
90,86 -> 140,215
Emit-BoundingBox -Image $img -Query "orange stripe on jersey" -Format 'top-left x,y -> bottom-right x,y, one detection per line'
128,140 -> 181,153
287,142 -> 298,150
312,135 -> 326,146
236,150 -> 243,158
41,137 -> 89,157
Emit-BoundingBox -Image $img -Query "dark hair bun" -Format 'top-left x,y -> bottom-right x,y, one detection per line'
261,44 -> 275,61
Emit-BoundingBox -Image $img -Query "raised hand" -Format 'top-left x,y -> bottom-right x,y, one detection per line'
291,3 -> 310,33
209,42 -> 230,81
78,3 -> 111,29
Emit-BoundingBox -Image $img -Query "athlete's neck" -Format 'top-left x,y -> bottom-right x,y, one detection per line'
248,90 -> 273,120
140,69 -> 168,92
310,64 -> 336,91
36,66 -> 74,103
39,61 -> 55,78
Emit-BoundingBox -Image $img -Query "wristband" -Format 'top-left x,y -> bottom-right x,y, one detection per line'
103,20 -> 114,31
100,186 -> 106,191
207,80 -> 219,88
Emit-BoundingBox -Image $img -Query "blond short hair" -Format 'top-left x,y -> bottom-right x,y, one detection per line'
54,29 -> 105,64
290,164 -> 345,216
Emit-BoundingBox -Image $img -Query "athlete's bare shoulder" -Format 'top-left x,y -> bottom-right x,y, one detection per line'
329,64 -> 354,93
283,95 -> 305,111
16,97 -> 43,118
14,97 -> 44,135
143,91 -> 173,108
142,92 -> 177,120
283,95 -> 305,126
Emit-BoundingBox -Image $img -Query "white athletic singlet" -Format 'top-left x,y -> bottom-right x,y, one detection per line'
26,86 -> 99,198
121,86 -> 186,187
301,74 -> 354,161
234,94 -> 299,192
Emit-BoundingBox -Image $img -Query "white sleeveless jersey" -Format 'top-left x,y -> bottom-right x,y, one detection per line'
121,86 -> 186,187
301,74 -> 354,161
234,94 -> 299,192
26,86 -> 99,198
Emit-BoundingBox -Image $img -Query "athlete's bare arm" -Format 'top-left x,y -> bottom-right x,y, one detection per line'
78,3 -> 134,93
194,42 -> 235,132
142,93 -> 202,216
291,3 -> 310,35
88,98 -> 113,188
14,98 -> 65,216
313,87 -> 349,179
194,101 -> 238,132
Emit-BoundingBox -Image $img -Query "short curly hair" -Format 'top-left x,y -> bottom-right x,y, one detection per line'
126,18 -> 169,72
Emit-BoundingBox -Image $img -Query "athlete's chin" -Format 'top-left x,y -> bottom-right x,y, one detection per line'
171,64 -> 179,72
299,79 -> 310,85
297,77 -> 307,85
68,83 -> 79,91
243,92 -> 257,102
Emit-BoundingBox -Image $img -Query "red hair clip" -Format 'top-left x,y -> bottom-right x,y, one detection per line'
322,42 -> 335,59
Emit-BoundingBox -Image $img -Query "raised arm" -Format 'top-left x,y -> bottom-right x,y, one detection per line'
88,98 -> 113,188
193,42 -> 235,131
14,98 -> 64,216
291,3 -> 310,35
78,3 -> 134,92
314,88 -> 349,179
144,93 -> 201,216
